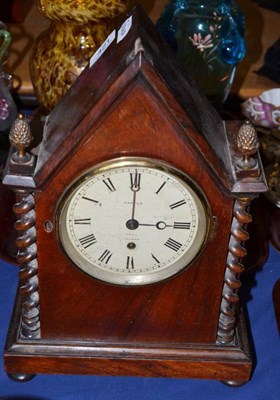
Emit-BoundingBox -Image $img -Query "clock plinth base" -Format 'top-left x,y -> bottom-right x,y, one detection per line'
4,290 -> 253,384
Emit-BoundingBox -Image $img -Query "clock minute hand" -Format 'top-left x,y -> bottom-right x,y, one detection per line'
130,172 -> 141,220
130,172 -> 141,192
131,191 -> 137,220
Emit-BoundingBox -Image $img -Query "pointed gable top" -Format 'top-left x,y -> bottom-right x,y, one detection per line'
34,5 -> 236,191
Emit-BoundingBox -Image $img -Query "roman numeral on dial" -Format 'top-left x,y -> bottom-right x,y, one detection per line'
126,256 -> 134,269
155,181 -> 166,194
151,253 -> 160,264
74,218 -> 91,225
130,171 -> 141,189
82,196 -> 99,203
174,222 -> 191,229
169,199 -> 187,209
79,233 -> 97,249
164,238 -> 182,252
102,178 -> 116,192
98,249 -> 113,264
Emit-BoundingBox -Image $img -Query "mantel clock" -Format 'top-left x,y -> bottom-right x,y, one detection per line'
2,6 -> 267,386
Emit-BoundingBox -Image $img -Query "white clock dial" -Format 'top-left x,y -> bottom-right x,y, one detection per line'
58,158 -> 209,285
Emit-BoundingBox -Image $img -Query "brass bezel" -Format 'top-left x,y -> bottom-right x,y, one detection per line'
56,157 -> 211,285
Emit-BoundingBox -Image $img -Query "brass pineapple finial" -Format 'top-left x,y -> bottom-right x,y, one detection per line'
236,120 -> 259,170
9,114 -> 33,163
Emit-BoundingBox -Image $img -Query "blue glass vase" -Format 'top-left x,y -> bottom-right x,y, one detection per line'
157,0 -> 246,106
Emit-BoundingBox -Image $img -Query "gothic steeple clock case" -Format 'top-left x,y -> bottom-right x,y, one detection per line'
3,6 -> 267,385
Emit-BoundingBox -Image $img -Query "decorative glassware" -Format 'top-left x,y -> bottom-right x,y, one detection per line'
242,88 -> 280,208
0,28 -> 17,131
157,0 -> 246,106
30,0 -> 133,114
241,88 -> 280,130
0,26 -> 18,264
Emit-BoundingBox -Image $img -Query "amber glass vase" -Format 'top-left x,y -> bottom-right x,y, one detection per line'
30,0 -> 133,114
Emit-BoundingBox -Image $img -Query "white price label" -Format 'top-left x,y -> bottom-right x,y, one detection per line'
89,30 -> 116,68
117,16 -> 132,43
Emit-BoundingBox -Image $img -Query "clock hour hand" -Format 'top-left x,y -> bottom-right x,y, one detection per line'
126,220 -> 169,230
126,220 -> 190,230
138,221 -> 172,230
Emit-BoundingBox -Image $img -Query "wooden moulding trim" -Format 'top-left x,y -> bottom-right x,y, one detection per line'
5,301 -> 252,374
5,335 -> 252,379
6,305 -> 251,362
5,289 -> 252,380
5,339 -> 251,361
4,355 -> 252,380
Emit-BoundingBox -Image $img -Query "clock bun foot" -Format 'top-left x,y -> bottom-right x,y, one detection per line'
221,380 -> 247,387
7,373 -> 36,382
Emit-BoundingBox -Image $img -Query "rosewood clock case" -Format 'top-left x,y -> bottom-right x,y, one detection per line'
2,6 -> 267,385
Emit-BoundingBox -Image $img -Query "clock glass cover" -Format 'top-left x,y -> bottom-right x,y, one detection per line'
58,158 -> 209,285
